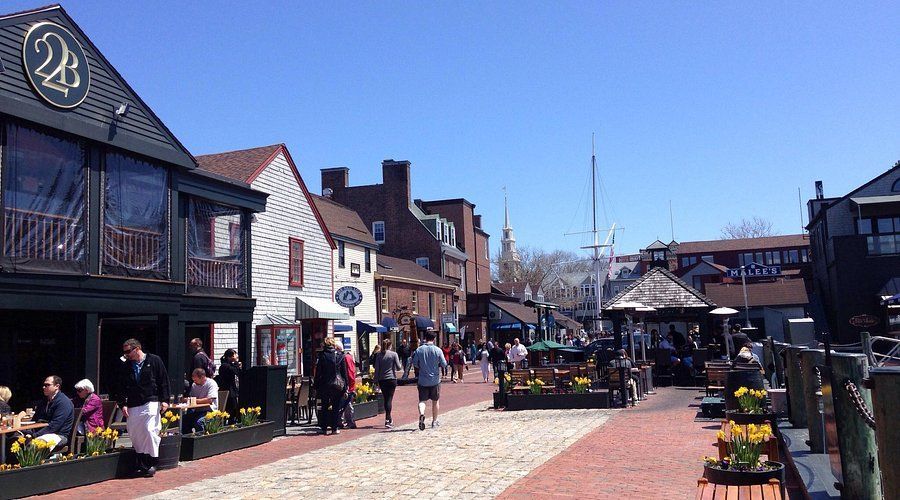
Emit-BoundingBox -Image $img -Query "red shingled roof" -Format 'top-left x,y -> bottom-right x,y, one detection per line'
311,195 -> 376,246
376,255 -> 456,289
677,234 -> 809,254
195,145 -> 282,182
703,279 -> 809,308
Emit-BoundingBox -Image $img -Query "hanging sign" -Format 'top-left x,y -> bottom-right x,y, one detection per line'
726,262 -> 782,278
22,22 -> 91,109
849,314 -> 879,328
335,286 -> 363,308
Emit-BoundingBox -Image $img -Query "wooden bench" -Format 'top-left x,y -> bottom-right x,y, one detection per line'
696,478 -> 782,500
529,368 -> 558,393
508,369 -> 531,393
706,365 -> 729,397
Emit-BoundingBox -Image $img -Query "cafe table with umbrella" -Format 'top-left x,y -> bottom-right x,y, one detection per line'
710,306 -> 739,357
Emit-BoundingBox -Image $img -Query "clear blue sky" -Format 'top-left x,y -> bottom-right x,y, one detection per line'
11,1 -> 900,256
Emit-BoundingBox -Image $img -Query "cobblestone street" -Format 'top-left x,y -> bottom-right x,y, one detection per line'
147,404 -> 613,499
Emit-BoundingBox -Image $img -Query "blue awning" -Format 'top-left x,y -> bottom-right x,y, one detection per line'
491,322 -> 534,330
357,320 -> 387,334
443,323 -> 458,333
415,316 -> 435,329
381,317 -> 399,329
334,324 -> 353,332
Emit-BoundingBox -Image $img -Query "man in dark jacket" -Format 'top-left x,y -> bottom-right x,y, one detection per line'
33,375 -> 74,449
488,342 -> 507,381
120,338 -> 170,477
214,349 -> 241,417
314,337 -> 348,435
190,338 -> 214,377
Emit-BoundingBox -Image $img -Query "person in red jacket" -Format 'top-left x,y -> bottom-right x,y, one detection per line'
341,349 -> 357,429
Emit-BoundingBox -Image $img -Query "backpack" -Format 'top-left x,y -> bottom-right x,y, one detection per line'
200,352 -> 216,378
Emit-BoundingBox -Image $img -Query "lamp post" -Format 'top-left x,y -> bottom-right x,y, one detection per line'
740,265 -> 751,328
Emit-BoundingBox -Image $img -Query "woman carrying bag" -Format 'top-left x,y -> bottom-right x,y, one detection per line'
314,337 -> 349,435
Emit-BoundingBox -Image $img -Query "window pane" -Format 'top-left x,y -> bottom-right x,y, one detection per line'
187,198 -> 245,293
858,219 -> 873,235
868,236 -> 877,255
880,235 -> 896,255
878,218 -> 894,234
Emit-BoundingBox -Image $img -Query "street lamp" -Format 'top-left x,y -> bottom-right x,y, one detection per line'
739,265 -> 751,328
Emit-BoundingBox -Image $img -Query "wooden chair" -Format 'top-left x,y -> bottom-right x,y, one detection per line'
100,400 -> 118,429
706,365 -> 729,397
63,408 -> 84,455
507,369 -> 531,393
696,478 -> 782,500
284,376 -> 300,426
306,384 -> 318,425
607,366 -> 634,407
218,390 -> 229,418
297,378 -> 311,422
529,368 -> 558,393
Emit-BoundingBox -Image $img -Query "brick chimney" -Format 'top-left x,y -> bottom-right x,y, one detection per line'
473,214 -> 482,229
382,159 -> 411,204
321,167 -> 349,195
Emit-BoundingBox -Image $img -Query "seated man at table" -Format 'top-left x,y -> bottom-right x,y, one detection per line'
33,375 -> 74,450
608,350 -> 638,403
659,334 -> 681,366
182,368 -> 219,434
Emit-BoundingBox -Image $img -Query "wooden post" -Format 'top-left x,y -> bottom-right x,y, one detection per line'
868,367 -> 899,500
799,348 -> 826,453
830,352 -> 881,499
784,346 -> 807,428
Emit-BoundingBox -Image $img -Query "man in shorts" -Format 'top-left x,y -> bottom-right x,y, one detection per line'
411,330 -> 447,430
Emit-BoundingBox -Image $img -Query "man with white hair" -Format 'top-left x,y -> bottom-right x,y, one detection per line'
509,338 -> 528,369
119,338 -> 170,478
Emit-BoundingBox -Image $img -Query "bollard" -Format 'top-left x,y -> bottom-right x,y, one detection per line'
830,353 -> 881,500
773,341 -> 788,387
799,349 -> 826,453
868,367 -> 899,500
784,346 -> 807,428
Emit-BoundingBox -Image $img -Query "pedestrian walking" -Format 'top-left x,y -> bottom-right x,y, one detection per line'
441,342 -> 451,379
452,343 -> 465,383
374,338 -> 403,428
214,348 -> 241,418
119,338 -> 170,477
489,342 -> 506,382
341,348 -> 357,429
313,337 -> 349,435
397,339 -> 411,375
478,343 -> 491,382
411,330 -> 447,430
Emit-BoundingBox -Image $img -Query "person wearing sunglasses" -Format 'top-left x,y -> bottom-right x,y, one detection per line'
32,375 -> 74,450
118,338 -> 170,478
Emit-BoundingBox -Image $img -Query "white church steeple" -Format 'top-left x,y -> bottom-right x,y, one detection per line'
499,187 -> 522,282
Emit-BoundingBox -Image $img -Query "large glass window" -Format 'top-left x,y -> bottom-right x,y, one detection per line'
2,123 -> 85,272
255,325 -> 300,375
858,216 -> 900,256
372,221 -> 385,243
186,198 -> 245,294
289,238 -> 303,286
103,152 -> 169,278
337,240 -> 345,268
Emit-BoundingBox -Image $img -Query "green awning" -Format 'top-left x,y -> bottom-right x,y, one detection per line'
444,323 -> 458,333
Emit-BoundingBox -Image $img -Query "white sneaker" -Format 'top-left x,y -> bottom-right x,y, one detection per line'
431,420 -> 441,429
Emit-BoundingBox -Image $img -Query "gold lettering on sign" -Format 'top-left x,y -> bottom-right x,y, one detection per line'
33,31 -> 81,96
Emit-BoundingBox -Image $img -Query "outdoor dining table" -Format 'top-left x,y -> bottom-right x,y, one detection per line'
171,402 -> 211,422
0,422 -> 48,464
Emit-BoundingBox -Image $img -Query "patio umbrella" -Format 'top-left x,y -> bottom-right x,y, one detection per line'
709,307 -> 739,315
527,340 -> 567,351
609,301 -> 646,310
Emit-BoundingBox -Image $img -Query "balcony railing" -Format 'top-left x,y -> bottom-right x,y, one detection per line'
103,225 -> 165,272
188,256 -> 243,290
3,207 -> 80,261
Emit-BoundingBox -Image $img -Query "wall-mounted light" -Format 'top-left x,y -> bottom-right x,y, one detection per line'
115,102 -> 130,117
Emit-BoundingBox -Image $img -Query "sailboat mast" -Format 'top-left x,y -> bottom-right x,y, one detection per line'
592,134 -> 603,334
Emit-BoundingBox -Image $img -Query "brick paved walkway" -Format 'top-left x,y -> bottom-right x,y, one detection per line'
498,387 -> 718,500
41,378 -> 497,499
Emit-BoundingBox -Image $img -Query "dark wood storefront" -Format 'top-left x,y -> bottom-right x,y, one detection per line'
0,6 -> 267,405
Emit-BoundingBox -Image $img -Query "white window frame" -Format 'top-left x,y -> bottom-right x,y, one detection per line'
380,286 -> 389,312
372,221 -> 385,243
450,225 -> 456,247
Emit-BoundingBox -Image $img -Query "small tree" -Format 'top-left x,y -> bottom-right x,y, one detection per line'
720,217 -> 778,239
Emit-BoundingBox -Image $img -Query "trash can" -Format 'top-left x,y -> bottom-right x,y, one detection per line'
240,365 -> 288,437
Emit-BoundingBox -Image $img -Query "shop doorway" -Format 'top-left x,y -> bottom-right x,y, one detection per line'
98,318 -> 158,398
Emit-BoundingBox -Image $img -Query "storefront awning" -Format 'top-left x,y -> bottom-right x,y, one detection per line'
491,322 -> 536,330
357,320 -> 387,334
334,324 -> 354,332
258,314 -> 297,326
295,296 -> 350,320
381,317 -> 399,330
415,316 -> 435,329
443,323 -> 458,333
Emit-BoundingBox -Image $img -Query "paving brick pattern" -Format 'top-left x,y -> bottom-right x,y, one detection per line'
498,387 -> 718,500
145,404 -> 612,499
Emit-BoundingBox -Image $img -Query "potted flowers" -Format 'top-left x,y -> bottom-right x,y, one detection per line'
0,430 -> 123,498
703,422 -> 784,486
725,387 -> 773,425
354,382 -> 379,420
179,407 -> 274,461
573,376 -> 592,394
493,373 -> 512,409
528,378 -> 546,395
157,409 -> 182,470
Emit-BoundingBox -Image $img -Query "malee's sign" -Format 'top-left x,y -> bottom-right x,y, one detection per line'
726,262 -> 782,278
335,286 -> 363,308
22,22 -> 91,109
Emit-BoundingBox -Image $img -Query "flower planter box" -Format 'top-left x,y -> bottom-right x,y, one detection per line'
157,433 -> 182,470
724,410 -> 775,425
180,421 -> 275,461
505,392 -> 609,411
493,391 -> 507,409
703,461 -> 785,487
0,451 -> 122,498
354,400 -> 379,421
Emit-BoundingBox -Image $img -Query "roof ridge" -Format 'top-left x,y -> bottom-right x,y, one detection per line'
195,143 -> 283,159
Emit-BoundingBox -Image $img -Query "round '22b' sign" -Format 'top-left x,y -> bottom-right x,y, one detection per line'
22,22 -> 91,109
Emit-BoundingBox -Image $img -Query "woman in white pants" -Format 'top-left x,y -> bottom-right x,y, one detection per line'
478,343 -> 491,383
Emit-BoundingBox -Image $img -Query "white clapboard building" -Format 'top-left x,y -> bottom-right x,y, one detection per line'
197,144 -> 347,376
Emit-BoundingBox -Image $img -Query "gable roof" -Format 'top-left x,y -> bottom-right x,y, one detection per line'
646,240 -> 670,250
677,234 -> 809,254
704,279 -> 809,308
808,162 -> 900,227
376,255 -> 456,290
605,266 -> 715,310
310,194 -> 376,247
0,5 -> 196,169
493,281 -> 532,297
492,299 -> 539,324
196,144 -> 335,249
675,259 -> 728,278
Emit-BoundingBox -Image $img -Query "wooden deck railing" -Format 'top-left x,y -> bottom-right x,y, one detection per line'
188,256 -> 242,289
103,225 -> 165,272
3,207 -> 80,261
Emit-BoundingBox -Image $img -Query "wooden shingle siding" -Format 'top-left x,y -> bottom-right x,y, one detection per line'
332,241 -> 377,359
213,152 -> 333,358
